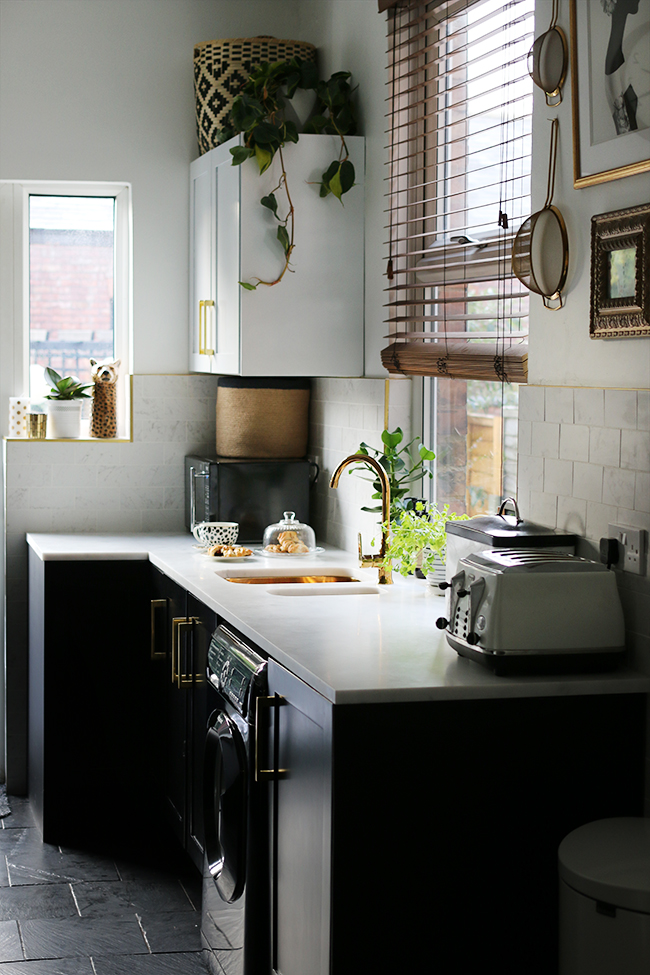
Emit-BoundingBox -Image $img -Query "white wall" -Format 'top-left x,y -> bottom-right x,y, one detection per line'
0,0 -> 304,375
528,5 -> 650,390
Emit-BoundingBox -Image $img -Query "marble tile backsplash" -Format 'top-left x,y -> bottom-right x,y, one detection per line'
518,385 -> 650,675
308,377 -> 412,554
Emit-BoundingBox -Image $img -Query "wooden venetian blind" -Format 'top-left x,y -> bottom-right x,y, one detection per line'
381,0 -> 534,383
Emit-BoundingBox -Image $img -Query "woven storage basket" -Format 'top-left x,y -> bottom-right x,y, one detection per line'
193,36 -> 317,156
216,377 -> 310,459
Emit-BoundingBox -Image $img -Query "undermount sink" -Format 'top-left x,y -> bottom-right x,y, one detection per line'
226,574 -> 360,585
266,584 -> 380,596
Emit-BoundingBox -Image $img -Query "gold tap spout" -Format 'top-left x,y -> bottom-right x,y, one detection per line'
329,453 -> 392,584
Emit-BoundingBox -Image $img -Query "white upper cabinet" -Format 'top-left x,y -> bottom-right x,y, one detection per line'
189,134 -> 364,376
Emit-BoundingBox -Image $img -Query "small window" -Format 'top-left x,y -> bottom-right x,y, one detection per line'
29,195 -> 116,398
0,179 -> 132,439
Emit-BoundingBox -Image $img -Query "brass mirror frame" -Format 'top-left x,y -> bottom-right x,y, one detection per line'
590,203 -> 650,340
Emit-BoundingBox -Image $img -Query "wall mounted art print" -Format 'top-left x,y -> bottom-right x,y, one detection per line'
570,0 -> 650,188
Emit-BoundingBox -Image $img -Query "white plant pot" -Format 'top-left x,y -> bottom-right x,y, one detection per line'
47,400 -> 82,439
425,550 -> 447,586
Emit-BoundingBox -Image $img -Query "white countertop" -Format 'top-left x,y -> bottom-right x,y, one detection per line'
27,532 -> 650,705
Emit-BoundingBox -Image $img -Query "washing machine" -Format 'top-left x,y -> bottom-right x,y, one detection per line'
201,623 -> 270,975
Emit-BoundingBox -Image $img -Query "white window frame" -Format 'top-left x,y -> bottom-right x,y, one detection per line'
0,179 -> 133,439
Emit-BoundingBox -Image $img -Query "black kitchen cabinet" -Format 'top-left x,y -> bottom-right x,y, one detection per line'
266,658 -> 646,975
28,552 -> 156,849
149,567 -> 215,872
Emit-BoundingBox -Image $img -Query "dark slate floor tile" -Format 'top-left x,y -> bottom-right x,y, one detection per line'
0,958 -> 95,974
19,917 -> 147,960
1,800 -> 37,830
7,849 -> 119,887
92,952 -> 208,975
72,880 -> 195,919
0,921 -> 23,962
0,885 -> 78,922
139,912 -> 202,953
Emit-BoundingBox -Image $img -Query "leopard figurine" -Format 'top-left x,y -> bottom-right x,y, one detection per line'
89,358 -> 121,438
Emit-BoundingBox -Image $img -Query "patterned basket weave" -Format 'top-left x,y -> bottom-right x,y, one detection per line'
193,36 -> 317,156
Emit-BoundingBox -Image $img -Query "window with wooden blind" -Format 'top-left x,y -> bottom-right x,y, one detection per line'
381,0 -> 534,515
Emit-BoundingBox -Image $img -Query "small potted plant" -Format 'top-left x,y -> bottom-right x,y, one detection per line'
44,367 -> 92,439
350,427 -> 435,522
383,502 -> 468,583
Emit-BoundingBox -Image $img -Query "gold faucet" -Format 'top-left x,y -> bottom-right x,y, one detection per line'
329,453 -> 392,585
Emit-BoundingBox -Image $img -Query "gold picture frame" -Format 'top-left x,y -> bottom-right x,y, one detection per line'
570,0 -> 650,189
590,203 -> 650,339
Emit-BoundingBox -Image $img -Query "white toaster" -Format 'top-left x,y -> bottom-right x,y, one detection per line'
436,549 -> 626,675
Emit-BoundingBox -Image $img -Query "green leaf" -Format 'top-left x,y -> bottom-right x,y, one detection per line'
283,120 -> 299,144
277,225 -> 291,255
328,168 -> 343,201
239,281 -> 258,291
319,182 -> 330,198
230,145 -> 254,166
300,60 -> 319,89
339,159 -> 355,195
231,94 -> 265,132
382,428 -> 403,448
255,145 -> 273,174
260,193 -> 279,217
419,444 -> 436,461
252,121 -> 283,146
304,114 -> 328,134
45,366 -> 62,387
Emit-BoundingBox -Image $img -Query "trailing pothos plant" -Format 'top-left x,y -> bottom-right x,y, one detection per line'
382,502 -> 468,578
225,57 -> 358,290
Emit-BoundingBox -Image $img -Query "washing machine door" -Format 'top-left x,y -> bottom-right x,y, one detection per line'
204,709 -> 247,903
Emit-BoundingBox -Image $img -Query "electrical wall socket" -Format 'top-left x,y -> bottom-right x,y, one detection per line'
607,524 -> 647,575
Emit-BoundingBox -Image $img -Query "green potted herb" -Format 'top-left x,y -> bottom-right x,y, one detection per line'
383,502 -> 468,582
44,367 -> 92,439
350,427 -> 435,522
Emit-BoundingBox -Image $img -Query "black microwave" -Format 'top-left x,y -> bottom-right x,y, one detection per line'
185,456 -> 314,543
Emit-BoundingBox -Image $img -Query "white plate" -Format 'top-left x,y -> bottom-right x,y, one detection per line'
253,547 -> 325,558
198,550 -> 255,562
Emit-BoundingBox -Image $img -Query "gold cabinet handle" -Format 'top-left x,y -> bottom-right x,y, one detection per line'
150,599 -> 167,660
255,695 -> 288,781
171,617 -> 201,688
199,299 -> 215,356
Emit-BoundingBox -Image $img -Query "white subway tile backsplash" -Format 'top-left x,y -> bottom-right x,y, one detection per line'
51,463 -> 98,487
518,385 -> 545,422
604,389 -> 637,429
556,496 -> 586,534
585,501 -> 618,543
602,466 -> 636,509
559,424 -> 589,462
528,490 -> 557,527
573,462 -> 603,503
531,421 -> 559,458
120,487 -> 164,509
95,510 -> 143,532
29,487 -> 75,509
74,487 -> 121,510
544,458 -> 573,496
6,465 -> 52,488
574,388 -> 605,427
621,429 -> 650,473
615,508 -> 650,533
517,455 -> 544,494
589,426 -> 621,467
636,473 -> 650,513
545,387 -> 574,424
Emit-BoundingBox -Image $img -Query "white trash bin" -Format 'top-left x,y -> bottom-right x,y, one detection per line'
558,818 -> 650,975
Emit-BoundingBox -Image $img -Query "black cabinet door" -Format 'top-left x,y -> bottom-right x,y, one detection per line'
29,554 -> 153,848
186,593 -> 217,872
150,567 -> 187,845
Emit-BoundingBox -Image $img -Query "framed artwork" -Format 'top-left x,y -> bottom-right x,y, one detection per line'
570,0 -> 650,188
590,203 -> 650,339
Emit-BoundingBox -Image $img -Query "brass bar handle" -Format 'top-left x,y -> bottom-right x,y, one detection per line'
172,617 -> 201,687
150,599 -> 167,660
255,695 -> 288,781
199,299 -> 215,356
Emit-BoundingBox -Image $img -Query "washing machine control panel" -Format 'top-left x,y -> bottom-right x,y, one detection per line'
208,626 -> 266,716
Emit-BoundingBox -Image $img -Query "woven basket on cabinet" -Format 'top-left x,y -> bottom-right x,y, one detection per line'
193,36 -> 317,156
